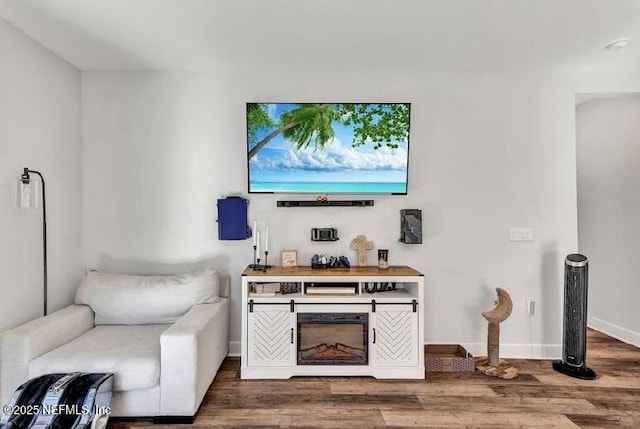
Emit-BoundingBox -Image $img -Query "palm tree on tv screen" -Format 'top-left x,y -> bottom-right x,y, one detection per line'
247,103 -> 409,160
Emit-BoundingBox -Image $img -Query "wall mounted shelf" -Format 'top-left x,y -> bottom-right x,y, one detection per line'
277,200 -> 374,207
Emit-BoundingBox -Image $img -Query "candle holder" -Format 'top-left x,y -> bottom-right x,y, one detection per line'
250,250 -> 272,271
249,245 -> 259,269
377,249 -> 389,269
253,256 -> 262,271
262,250 -> 272,271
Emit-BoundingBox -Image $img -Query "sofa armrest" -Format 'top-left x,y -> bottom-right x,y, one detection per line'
0,305 -> 94,406
219,274 -> 230,298
160,298 -> 229,416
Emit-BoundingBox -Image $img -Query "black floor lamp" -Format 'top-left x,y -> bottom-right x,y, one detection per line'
20,167 -> 48,316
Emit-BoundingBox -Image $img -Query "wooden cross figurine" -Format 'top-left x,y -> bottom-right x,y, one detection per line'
350,235 -> 374,266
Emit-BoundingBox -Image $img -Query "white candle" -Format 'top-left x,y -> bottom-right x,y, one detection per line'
265,225 -> 270,252
256,231 -> 260,256
253,221 -> 257,246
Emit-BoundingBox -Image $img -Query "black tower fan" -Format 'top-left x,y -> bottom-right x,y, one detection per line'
553,254 -> 596,379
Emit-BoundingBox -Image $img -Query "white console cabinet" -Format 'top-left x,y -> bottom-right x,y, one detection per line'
241,266 -> 425,379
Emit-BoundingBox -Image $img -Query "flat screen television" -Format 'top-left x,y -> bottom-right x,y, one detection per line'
247,103 -> 410,194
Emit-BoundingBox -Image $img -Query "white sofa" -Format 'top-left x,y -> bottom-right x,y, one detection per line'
0,269 -> 229,422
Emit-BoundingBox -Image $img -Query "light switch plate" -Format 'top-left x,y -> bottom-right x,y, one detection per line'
510,227 -> 533,242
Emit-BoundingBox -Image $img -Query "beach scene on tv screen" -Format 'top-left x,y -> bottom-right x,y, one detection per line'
247,103 -> 410,194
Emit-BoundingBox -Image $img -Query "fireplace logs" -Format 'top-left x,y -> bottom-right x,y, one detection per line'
336,343 -> 366,359
300,344 -> 329,359
300,343 -> 365,362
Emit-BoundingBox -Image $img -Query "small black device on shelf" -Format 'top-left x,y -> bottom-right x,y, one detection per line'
311,228 -> 338,241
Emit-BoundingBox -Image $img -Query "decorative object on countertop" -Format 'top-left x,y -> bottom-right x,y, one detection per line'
250,222 -> 271,271
350,235 -> 374,266
476,287 -> 518,379
399,209 -> 422,244
310,254 -> 350,269
280,250 -> 297,267
377,249 -> 389,269
249,220 -> 258,268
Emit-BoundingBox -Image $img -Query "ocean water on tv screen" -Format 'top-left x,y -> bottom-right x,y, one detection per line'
250,181 -> 407,194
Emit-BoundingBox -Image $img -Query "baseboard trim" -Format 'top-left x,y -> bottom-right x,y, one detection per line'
450,342 -> 561,360
228,341 -> 241,357
588,317 -> 640,347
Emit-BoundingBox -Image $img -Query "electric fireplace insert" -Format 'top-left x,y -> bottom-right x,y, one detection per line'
297,313 -> 368,365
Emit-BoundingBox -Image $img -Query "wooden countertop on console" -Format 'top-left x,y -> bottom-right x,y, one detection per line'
242,265 -> 423,277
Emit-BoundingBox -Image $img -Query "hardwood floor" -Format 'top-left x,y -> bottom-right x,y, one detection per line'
109,329 -> 640,428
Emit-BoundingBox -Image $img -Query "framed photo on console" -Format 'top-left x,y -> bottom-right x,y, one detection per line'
280,250 -> 297,267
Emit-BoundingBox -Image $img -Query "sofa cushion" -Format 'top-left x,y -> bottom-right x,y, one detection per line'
75,269 -> 219,325
28,325 -> 168,392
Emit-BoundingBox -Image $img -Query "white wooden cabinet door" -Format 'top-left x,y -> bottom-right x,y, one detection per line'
370,304 -> 419,367
247,304 -> 296,367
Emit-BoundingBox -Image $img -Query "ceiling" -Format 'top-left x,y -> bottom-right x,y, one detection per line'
0,0 -> 639,72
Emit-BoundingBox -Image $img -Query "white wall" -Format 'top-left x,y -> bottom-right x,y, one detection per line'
577,95 -> 640,346
0,18 -> 82,330
82,70 -> 583,358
